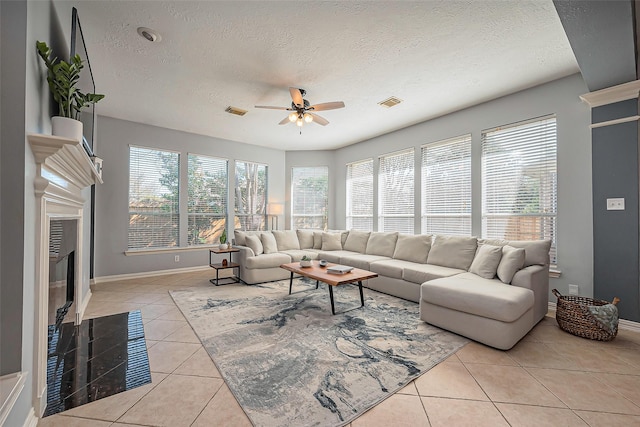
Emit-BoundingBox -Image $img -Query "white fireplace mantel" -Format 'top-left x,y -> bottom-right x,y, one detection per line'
27,133 -> 103,417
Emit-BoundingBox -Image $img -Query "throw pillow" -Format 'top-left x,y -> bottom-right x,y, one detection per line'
365,232 -> 399,257
260,232 -> 278,254
321,232 -> 342,251
427,235 -> 478,270
469,244 -> 503,279
393,234 -> 432,264
296,230 -> 314,249
497,245 -> 526,284
313,231 -> 323,249
343,230 -> 370,253
273,230 -> 300,251
245,234 -> 263,256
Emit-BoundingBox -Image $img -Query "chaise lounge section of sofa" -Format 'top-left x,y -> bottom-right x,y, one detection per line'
232,229 -> 551,349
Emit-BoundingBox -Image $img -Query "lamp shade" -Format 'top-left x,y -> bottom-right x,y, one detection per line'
267,203 -> 284,215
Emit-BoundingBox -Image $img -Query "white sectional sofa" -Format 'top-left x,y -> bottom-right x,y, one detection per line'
232,229 -> 551,349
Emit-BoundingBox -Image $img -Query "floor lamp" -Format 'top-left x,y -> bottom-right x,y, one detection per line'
267,203 -> 283,230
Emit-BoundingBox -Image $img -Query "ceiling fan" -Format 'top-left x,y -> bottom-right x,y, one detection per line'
255,87 -> 345,127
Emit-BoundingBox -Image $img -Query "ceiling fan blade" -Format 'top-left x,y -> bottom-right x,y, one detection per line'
278,116 -> 291,125
309,112 -> 329,126
289,87 -> 304,108
309,101 -> 345,111
255,105 -> 288,110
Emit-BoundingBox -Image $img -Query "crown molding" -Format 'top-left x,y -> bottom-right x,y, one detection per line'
580,79 -> 640,108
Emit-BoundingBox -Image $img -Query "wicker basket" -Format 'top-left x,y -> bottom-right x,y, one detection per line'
552,289 -> 618,341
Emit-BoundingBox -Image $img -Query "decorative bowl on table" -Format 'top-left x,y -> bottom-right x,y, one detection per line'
300,260 -> 313,268
318,260 -> 328,267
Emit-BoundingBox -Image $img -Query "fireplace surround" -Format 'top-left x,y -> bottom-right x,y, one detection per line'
28,133 -> 102,416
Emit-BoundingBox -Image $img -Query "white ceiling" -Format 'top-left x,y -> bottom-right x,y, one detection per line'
65,0 -> 579,151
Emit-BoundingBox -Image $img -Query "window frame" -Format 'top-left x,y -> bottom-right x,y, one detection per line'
378,148 -> 415,234
234,160 -> 269,231
346,158 -> 374,231
291,166 -> 329,230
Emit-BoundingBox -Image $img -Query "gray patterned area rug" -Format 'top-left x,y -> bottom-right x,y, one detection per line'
170,278 -> 468,427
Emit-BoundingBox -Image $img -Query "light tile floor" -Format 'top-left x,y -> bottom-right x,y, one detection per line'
38,269 -> 640,427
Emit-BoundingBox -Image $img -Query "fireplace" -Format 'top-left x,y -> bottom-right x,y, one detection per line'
48,220 -> 77,329
28,133 -> 103,415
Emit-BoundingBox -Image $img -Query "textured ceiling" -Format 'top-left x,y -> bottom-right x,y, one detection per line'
61,0 -> 579,151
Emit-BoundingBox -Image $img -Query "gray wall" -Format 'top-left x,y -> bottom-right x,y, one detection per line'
284,150 -> 336,230
94,116 -> 286,277
330,73 -> 592,301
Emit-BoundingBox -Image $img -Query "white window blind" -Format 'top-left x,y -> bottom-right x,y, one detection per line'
378,149 -> 414,233
422,135 -> 472,236
187,154 -> 228,245
128,146 -> 179,249
234,161 -> 268,231
291,166 -> 328,229
346,159 -> 373,231
482,115 -> 557,264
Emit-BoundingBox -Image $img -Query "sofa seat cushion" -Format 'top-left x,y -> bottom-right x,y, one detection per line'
339,254 -> 390,271
421,274 -> 534,323
369,259 -> 419,280
315,250 -> 359,263
279,250 -> 319,262
245,253 -> 292,269
403,264 -> 465,284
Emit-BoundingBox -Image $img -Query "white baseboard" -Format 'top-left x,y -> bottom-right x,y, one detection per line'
77,288 -> 92,324
0,371 -> 26,427
22,408 -> 37,427
548,302 -> 640,332
92,265 -> 210,285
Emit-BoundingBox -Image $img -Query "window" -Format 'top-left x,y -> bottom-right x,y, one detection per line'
482,115 -> 557,263
291,166 -> 328,229
187,154 -> 228,245
378,149 -> 414,233
422,135 -> 472,236
128,146 -> 179,249
346,159 -> 374,231
234,161 -> 267,231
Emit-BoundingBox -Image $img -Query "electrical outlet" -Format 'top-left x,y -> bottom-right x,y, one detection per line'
568,284 -> 579,296
174,255 -> 179,262
606,198 -> 625,210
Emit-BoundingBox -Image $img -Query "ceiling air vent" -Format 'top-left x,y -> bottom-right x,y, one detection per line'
225,106 -> 248,116
378,96 -> 403,108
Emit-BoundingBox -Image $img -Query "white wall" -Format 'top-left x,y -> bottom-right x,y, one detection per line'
94,116 -> 286,277
331,74 -> 592,298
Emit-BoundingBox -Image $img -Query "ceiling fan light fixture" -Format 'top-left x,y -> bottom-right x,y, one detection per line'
288,112 -> 298,122
296,117 -> 304,127
303,113 -> 313,123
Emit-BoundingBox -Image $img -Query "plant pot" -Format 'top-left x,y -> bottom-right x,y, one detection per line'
219,243 -> 228,250
51,116 -> 83,143
300,260 -> 312,268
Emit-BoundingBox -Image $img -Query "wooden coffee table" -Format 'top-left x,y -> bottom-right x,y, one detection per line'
280,261 -> 378,315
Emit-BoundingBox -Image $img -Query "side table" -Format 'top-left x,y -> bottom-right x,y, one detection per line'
209,247 -> 240,286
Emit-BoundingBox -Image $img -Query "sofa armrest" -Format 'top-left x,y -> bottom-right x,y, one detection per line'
511,264 -> 549,322
235,245 -> 255,260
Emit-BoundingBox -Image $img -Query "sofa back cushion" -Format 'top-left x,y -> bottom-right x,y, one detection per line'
427,235 -> 478,270
234,229 -> 262,246
260,232 -> 278,254
366,232 -> 398,257
497,245 -> 526,283
245,234 -> 264,256
296,230 -> 315,249
321,232 -> 343,251
327,229 -> 349,248
469,244 -> 503,279
480,239 -> 551,267
273,230 -> 300,251
343,230 -> 370,253
393,234 -> 432,264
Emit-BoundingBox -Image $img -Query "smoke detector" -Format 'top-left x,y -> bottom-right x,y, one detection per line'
137,27 -> 161,42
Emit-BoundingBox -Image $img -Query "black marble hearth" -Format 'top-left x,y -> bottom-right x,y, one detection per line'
44,310 -> 151,416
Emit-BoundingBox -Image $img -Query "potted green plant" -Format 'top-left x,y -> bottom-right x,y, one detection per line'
300,255 -> 312,268
36,40 -> 105,141
219,228 -> 228,250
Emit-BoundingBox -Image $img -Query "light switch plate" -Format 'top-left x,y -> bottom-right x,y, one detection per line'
606,198 -> 625,210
